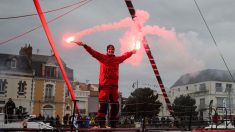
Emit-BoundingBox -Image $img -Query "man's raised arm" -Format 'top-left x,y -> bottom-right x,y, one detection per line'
73,41 -> 105,62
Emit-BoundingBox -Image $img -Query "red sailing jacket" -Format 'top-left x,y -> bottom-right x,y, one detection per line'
83,44 -> 134,87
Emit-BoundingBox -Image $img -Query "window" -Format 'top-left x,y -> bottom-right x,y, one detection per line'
65,89 -> 69,97
0,100 -> 5,113
45,84 -> 54,102
45,84 -> 53,97
45,66 -> 55,78
200,98 -> 206,108
178,88 -> 180,92
216,97 -> 229,107
18,81 -> 26,95
225,84 -> 232,92
199,83 -> 206,91
215,83 -> 222,92
64,86 -> 69,97
186,86 -> 188,91
11,59 -> 16,68
217,97 -> 233,113
0,79 -> 7,94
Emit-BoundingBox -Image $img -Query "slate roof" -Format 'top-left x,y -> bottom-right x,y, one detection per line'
32,54 -> 73,80
0,53 -> 32,73
0,52 -> 74,80
171,69 -> 235,88
32,54 -> 66,66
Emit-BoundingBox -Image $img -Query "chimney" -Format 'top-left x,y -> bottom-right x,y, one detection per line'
19,44 -> 32,57
19,43 -> 33,63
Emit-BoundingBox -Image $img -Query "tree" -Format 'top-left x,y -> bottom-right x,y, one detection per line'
122,87 -> 162,119
172,95 -> 198,121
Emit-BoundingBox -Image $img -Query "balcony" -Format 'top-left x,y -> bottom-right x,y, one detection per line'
189,90 -> 209,97
44,96 -> 55,103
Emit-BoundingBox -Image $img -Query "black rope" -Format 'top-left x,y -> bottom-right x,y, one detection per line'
0,0 -> 92,45
0,0 -> 88,20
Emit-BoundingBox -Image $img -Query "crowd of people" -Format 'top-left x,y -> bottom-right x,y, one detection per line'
119,115 -> 173,128
4,98 -> 28,123
33,114 -> 61,127
3,97 -> 174,128
34,113 -> 91,128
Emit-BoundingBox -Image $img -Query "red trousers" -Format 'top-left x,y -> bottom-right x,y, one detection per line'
96,86 -> 119,122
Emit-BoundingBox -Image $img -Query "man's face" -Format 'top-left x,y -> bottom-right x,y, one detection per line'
107,47 -> 115,55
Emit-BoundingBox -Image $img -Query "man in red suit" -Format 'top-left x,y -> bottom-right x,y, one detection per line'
76,42 -> 136,128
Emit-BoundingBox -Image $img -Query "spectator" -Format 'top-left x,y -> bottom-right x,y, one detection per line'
37,113 -> 43,121
166,117 -> 172,127
153,116 -> 159,127
45,115 -> 50,123
70,114 -> 78,128
16,106 -> 23,120
56,115 -> 61,126
4,98 -> 16,123
161,116 -> 166,127
50,116 -> 55,126
76,114 -> 82,128
83,116 -> 90,128
63,114 -> 69,126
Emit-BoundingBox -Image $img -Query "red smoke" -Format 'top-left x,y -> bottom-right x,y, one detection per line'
120,30 -> 145,66
63,10 -> 178,66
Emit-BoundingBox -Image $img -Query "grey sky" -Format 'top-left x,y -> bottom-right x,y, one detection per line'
0,0 -> 235,97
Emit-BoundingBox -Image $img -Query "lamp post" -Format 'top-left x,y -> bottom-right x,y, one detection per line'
30,70 -> 35,114
133,80 -> 138,121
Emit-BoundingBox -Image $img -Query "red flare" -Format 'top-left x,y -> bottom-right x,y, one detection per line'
66,36 -> 75,43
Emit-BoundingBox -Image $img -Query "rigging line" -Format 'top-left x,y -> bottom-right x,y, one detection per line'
193,0 -> 235,83
0,0 -> 88,20
0,0 -> 92,45
124,0 -> 175,118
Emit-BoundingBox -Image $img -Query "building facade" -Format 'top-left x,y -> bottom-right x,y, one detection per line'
0,53 -> 33,114
74,82 -> 99,115
170,69 -> 235,120
31,53 -> 74,118
0,45 -> 74,120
